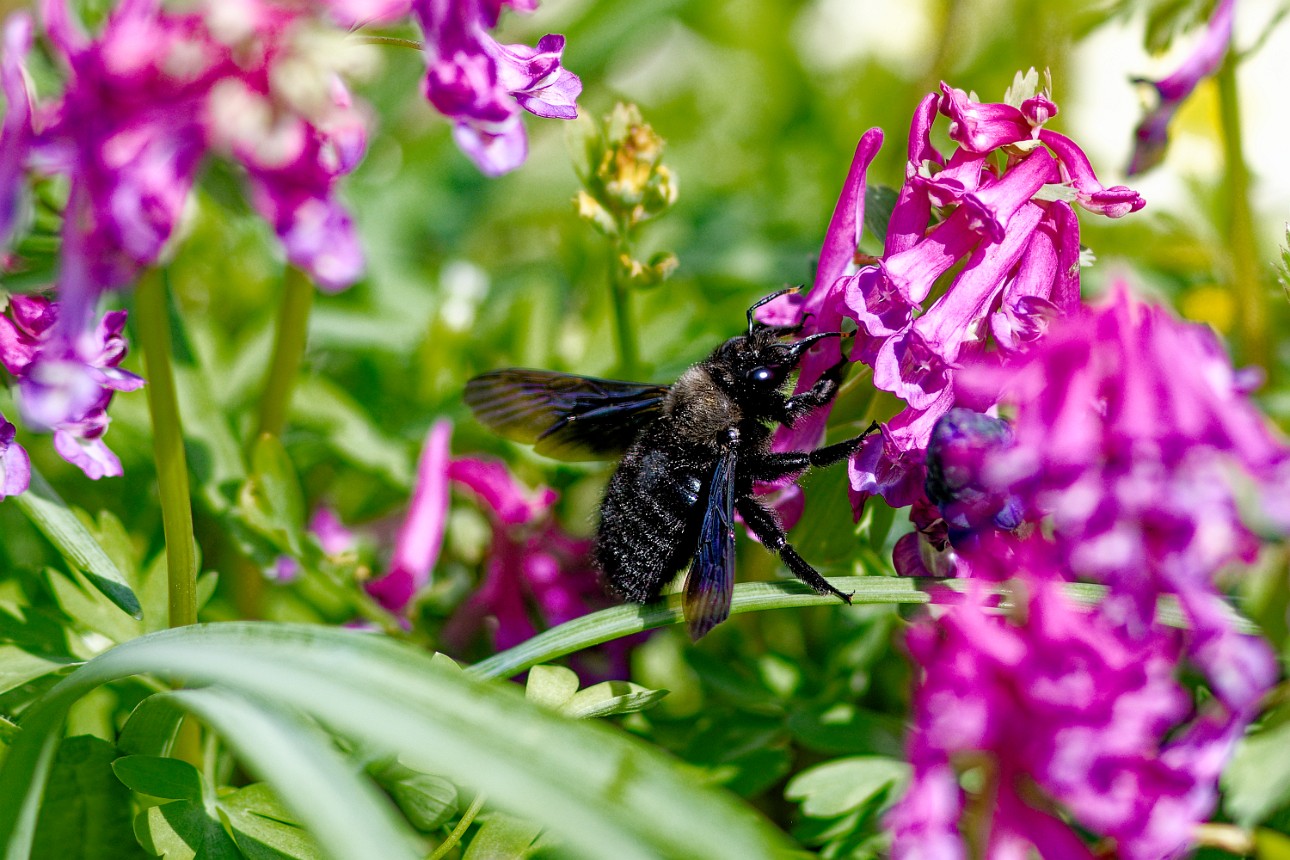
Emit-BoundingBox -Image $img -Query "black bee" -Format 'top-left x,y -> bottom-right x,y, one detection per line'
464,289 -> 877,639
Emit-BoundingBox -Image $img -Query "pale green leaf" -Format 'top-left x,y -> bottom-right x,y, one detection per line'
524,664 -> 579,711
561,682 -> 668,720
12,469 -> 139,617
785,756 -> 909,819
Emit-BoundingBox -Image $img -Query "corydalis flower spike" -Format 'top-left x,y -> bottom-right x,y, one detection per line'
367,420 -> 453,613
1128,0 -> 1236,175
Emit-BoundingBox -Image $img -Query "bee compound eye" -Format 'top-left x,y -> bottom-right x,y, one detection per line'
750,367 -> 776,385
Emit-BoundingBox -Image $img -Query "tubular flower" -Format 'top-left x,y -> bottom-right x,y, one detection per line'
889,559 -> 1241,860
413,0 -> 581,175
0,412 -> 30,498
1128,0 -> 1236,175
0,294 -> 141,479
963,285 -> 1282,716
891,287 -> 1287,857
761,78 -> 1142,519
363,422 -> 630,674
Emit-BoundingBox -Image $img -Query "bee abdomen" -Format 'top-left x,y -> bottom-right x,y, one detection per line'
595,447 -> 706,603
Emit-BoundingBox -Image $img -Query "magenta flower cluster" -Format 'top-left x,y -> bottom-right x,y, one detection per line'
1128,0 -> 1235,175
887,289 -> 1284,858
759,80 -> 1144,523
0,0 -> 578,495
361,422 -> 622,670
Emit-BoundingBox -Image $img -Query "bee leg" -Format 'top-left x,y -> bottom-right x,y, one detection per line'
736,497 -> 853,603
781,355 -> 850,426
745,422 -> 880,481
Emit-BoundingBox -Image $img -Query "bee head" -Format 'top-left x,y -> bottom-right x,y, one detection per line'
710,323 -> 841,401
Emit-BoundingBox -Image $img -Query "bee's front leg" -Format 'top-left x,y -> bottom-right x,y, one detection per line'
745,421 -> 879,481
780,355 -> 850,426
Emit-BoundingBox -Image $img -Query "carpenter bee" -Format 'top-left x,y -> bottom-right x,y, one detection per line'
464,289 -> 877,639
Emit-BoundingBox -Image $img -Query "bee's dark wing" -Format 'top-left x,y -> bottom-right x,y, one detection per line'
682,446 -> 738,641
464,369 -> 669,461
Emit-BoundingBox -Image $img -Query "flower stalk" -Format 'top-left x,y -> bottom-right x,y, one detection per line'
607,245 -> 638,378
255,266 -> 314,442
135,268 -> 197,630
1216,53 -> 1269,372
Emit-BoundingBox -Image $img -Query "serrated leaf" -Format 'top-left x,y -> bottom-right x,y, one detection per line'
525,665 -> 579,711
0,645 -> 68,696
463,813 -> 543,860
1225,719 -> 1290,826
785,756 -> 909,819
136,801 -> 241,860
219,783 -> 324,860
561,682 -> 668,720
113,756 -> 204,802
32,735 -> 147,860
13,469 -> 139,617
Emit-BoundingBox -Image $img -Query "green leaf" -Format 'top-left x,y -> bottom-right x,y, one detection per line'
1257,828 -> 1290,860
136,801 -> 240,860
787,704 -> 904,757
785,756 -> 909,819
117,695 -> 185,758
462,813 -> 543,860
44,567 -> 143,645
288,377 -> 411,488
862,185 -> 899,246
1225,718 -> 1290,826
373,764 -> 459,833
237,435 -> 307,557
219,783 -> 324,860
112,756 -> 204,802
31,735 -> 147,860
12,468 -> 139,617
524,665 -> 580,711
0,623 -> 796,860
0,715 -> 18,745
0,645 -> 69,696
561,682 -> 669,720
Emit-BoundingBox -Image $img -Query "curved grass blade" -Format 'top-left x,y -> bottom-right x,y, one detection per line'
0,623 -> 795,860
11,468 -> 140,617
163,688 -> 421,860
469,576 -> 1257,680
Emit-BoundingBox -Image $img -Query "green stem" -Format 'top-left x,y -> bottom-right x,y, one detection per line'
135,268 -> 202,767
354,34 -> 423,51
1216,53 -> 1269,372
255,266 -> 315,441
135,269 -> 198,630
427,793 -> 487,860
607,244 -> 638,378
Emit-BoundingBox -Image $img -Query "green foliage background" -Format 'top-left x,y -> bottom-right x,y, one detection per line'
4,1 -> 1290,858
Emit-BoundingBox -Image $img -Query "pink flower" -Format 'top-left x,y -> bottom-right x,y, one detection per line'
963,285 -> 1281,714
0,413 -> 30,498
413,0 -> 580,175
1128,0 -> 1236,175
0,294 -> 141,479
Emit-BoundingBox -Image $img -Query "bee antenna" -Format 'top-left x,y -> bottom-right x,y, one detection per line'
786,330 -> 841,360
746,286 -> 801,336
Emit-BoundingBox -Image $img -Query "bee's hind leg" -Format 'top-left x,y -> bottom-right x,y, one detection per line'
735,497 -> 853,604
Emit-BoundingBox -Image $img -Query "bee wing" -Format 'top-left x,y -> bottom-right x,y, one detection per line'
464,369 -> 669,462
682,446 -> 738,641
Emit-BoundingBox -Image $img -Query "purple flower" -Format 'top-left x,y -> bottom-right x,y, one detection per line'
367,420 -> 453,612
1128,0 -> 1236,175
0,14 -> 33,247
0,413 -> 30,498
413,0 -> 580,175
889,569 -> 1223,860
0,294 -> 141,480
962,285 -> 1281,714
924,408 -> 1024,543
834,81 -> 1142,513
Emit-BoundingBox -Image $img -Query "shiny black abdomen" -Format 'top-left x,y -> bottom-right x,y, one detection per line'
595,422 -> 716,603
